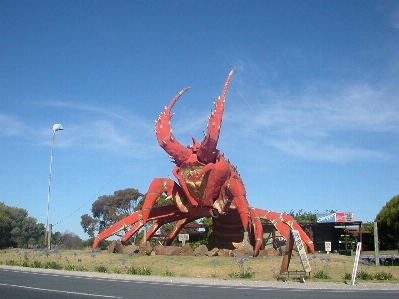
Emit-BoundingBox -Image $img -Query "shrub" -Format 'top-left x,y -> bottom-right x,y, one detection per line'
313,270 -> 330,279
163,269 -> 175,276
31,260 -> 43,268
5,259 -> 17,266
343,272 -> 351,280
94,265 -> 108,273
228,257 -> 254,279
229,270 -> 253,279
373,271 -> 394,280
43,261 -> 63,270
357,271 -> 373,280
126,266 -> 152,275
64,264 -> 75,271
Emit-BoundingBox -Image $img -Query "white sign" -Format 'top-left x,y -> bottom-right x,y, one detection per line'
325,241 -> 332,252
178,234 -> 189,241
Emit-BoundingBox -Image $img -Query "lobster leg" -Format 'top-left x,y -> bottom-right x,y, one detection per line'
164,218 -> 189,246
254,208 -> 315,253
141,178 -> 190,224
143,213 -> 190,242
93,205 -> 184,249
93,211 -> 143,249
250,208 -> 264,256
225,177 -> 250,236
121,221 -> 144,243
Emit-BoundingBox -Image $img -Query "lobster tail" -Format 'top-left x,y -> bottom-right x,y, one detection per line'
197,67 -> 236,163
156,87 -> 191,165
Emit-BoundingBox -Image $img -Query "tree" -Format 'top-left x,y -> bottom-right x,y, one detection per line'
0,202 -> 44,248
81,188 -> 144,238
0,203 -> 12,247
288,209 -> 337,223
61,231 -> 82,249
375,194 -> 399,250
288,209 -> 317,222
11,217 -> 44,248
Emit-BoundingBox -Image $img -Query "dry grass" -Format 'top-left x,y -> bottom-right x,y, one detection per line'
1,248 -> 398,283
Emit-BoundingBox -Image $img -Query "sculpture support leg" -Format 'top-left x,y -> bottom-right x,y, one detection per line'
141,178 -> 189,223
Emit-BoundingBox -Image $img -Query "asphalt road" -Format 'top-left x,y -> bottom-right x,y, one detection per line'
1,267 -> 398,299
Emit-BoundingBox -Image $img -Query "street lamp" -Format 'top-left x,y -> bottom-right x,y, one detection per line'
44,124 -> 64,248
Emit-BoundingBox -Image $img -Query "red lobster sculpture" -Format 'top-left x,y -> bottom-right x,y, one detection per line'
93,68 -> 314,256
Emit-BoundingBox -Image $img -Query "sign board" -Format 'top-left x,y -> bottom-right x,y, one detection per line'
178,234 -> 189,241
325,241 -> 331,252
178,234 -> 189,245
280,230 -> 311,275
316,212 -> 354,223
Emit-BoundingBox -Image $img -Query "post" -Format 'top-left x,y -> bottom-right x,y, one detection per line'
374,222 -> 379,266
44,130 -> 56,248
44,124 -> 63,248
47,224 -> 52,249
351,242 -> 362,285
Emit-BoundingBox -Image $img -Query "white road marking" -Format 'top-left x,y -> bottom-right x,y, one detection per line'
0,283 -> 123,298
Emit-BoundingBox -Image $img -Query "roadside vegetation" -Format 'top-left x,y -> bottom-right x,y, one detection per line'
0,248 -> 397,283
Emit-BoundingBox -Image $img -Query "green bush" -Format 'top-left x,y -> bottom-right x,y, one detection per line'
44,261 -> 63,270
229,271 -> 254,279
94,265 -> 108,273
126,266 -> 152,275
373,271 -> 394,280
31,260 -> 43,268
5,259 -> 17,266
357,271 -> 374,280
163,269 -> 175,276
343,272 -> 351,280
313,270 -> 330,279
64,264 -> 75,271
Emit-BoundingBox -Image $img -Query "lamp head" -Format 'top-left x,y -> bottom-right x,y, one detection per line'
52,124 -> 64,132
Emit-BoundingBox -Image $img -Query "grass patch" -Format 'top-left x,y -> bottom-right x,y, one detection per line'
0,248 -> 397,282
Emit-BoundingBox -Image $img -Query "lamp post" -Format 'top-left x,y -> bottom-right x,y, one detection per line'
44,124 -> 64,248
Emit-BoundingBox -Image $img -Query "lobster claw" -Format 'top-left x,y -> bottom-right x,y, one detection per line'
197,67 -> 236,163
155,87 -> 191,165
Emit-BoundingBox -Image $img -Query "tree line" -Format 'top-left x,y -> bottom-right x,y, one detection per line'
0,202 -> 83,249
2,191 -> 397,250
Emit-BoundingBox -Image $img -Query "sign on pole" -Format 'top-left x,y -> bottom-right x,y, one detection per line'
325,241 -> 331,253
178,234 -> 189,246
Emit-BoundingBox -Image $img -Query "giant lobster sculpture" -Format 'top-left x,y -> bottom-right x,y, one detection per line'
93,68 -> 314,256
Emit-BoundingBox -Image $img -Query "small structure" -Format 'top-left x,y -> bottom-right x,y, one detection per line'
280,230 -> 311,280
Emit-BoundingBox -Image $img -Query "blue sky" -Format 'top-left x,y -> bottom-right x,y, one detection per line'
1,1 -> 398,239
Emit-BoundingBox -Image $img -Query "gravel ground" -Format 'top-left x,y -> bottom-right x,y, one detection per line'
2,265 -> 398,290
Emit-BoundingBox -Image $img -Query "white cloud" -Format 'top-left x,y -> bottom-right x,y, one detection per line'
269,138 -> 388,162
0,114 -> 24,137
223,77 -> 399,162
387,6 -> 399,30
